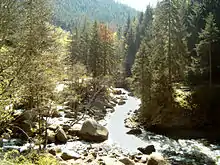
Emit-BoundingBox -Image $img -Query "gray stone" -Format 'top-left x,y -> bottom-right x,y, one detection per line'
79,119 -> 108,142
55,127 -> 67,143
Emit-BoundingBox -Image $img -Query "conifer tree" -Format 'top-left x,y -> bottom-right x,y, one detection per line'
196,13 -> 219,87
89,21 -> 102,77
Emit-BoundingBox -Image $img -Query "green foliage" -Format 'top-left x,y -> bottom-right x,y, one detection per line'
37,155 -> 60,165
1,150 -> 59,165
195,13 -> 220,86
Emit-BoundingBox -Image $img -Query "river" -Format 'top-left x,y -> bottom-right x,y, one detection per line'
106,88 -> 220,165
2,88 -> 220,164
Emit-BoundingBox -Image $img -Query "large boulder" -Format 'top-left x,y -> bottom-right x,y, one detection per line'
147,153 -> 169,165
78,119 -> 109,142
138,145 -> 156,155
55,127 -> 67,143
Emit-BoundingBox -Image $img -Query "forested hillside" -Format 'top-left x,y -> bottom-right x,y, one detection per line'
123,0 -> 220,138
53,0 -> 138,30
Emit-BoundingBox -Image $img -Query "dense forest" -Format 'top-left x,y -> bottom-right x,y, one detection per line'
126,0 -> 220,138
53,0 -> 138,30
1,0 -> 220,164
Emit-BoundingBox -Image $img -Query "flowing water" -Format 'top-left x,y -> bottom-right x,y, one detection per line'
106,88 -> 220,165
2,88 -> 220,164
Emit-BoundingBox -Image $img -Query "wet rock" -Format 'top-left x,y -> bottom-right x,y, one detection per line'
128,92 -> 134,97
147,153 -> 169,165
137,145 -> 156,155
48,148 -> 56,156
61,150 -> 80,160
113,90 -> 122,95
78,119 -> 108,142
47,130 -> 56,143
118,99 -> 126,105
119,157 -> 135,165
55,127 -> 67,143
126,128 -> 142,135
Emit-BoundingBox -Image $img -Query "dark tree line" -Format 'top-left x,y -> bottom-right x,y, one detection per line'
122,0 -> 220,130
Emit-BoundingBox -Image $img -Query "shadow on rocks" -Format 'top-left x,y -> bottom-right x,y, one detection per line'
164,150 -> 216,165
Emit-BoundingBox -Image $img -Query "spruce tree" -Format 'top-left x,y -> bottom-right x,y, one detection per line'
89,21 -> 102,77
196,13 -> 219,87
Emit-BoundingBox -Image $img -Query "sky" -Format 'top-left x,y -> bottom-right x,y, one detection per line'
116,0 -> 159,11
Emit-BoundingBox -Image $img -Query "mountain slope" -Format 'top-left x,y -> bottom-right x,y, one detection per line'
53,0 -> 138,30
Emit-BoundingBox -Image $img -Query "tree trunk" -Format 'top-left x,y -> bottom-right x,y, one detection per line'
209,42 -> 212,88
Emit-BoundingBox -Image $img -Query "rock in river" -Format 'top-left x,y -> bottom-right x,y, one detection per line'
126,128 -> 142,135
137,145 -> 156,155
55,127 -> 67,143
78,119 -> 109,142
118,99 -> 126,105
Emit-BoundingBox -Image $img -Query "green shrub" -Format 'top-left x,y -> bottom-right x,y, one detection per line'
37,155 -> 60,165
1,150 -> 60,165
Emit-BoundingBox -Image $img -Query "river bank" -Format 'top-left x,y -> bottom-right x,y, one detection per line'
1,88 -> 220,165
